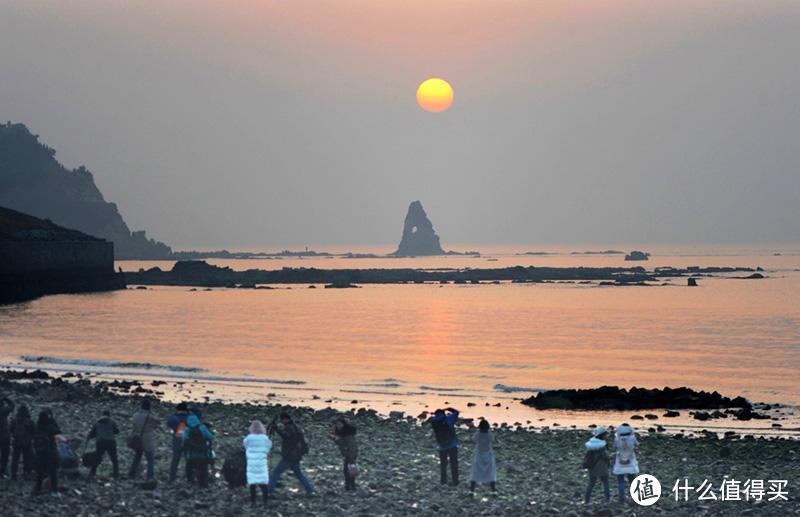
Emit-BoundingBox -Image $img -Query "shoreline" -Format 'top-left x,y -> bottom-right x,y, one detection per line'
0,371 -> 798,515
3,365 -> 798,438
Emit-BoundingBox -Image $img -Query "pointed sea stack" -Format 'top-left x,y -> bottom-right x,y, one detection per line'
392,201 -> 445,257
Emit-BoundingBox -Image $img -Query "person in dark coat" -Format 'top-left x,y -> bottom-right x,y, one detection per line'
331,418 -> 358,491
267,412 -> 315,495
88,410 -> 120,478
583,427 -> 611,504
0,397 -> 15,477
429,407 -> 460,485
9,404 -> 35,480
166,402 -> 191,482
32,410 -> 61,497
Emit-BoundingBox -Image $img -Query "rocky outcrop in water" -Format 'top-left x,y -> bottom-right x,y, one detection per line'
521,386 -> 751,411
392,201 -> 445,256
126,261 -> 761,287
0,122 -> 171,259
625,250 -> 650,261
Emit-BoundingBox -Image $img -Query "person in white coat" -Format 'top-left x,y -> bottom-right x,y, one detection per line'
469,419 -> 497,495
612,423 -> 639,499
244,420 -> 273,504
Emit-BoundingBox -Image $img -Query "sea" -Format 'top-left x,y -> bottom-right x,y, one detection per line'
2,244 -> 798,435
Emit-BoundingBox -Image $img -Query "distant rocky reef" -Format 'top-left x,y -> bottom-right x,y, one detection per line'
125,260 -> 760,288
0,122 -> 171,259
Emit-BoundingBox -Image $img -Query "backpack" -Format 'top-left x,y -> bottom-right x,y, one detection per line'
184,426 -> 209,458
431,418 -> 456,447
13,418 -> 33,447
58,441 -> 78,469
174,420 -> 187,440
222,450 -> 247,488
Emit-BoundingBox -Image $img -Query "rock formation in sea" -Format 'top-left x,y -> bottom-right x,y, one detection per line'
0,206 -> 125,304
624,250 -> 650,261
0,122 -> 172,259
392,201 -> 445,256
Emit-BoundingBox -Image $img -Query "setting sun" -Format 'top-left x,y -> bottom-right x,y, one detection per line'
416,78 -> 454,113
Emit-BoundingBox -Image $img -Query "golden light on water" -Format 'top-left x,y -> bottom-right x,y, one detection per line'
416,78 -> 454,113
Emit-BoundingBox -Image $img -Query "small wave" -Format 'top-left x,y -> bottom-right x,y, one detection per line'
419,385 -> 464,392
5,363 -> 305,386
340,389 -> 427,396
21,356 -> 206,373
494,384 -> 548,393
353,383 -> 403,388
489,363 -> 538,370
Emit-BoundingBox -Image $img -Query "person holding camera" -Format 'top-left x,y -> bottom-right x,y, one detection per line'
429,407 -> 460,486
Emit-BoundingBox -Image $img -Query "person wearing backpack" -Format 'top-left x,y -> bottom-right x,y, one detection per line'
583,427 -> 611,504
182,414 -> 213,488
612,423 -> 639,499
330,417 -> 358,491
244,420 -> 272,504
10,404 -> 35,480
266,412 -> 315,496
32,410 -> 61,497
167,402 -> 191,482
429,407 -> 460,486
88,410 -> 120,478
128,399 -> 159,481
0,397 -> 14,477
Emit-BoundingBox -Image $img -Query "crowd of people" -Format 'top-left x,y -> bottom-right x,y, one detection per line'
0,396 -> 641,505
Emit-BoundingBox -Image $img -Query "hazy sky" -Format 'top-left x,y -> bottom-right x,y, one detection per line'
2,1 -> 798,249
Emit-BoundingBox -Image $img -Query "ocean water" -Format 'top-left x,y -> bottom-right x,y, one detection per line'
2,245 -> 799,433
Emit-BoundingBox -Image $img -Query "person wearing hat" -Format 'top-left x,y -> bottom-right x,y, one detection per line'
613,423 -> 639,499
167,402 -> 191,482
582,427 -> 611,503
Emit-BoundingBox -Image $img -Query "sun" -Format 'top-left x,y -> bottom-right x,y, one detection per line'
416,78 -> 454,113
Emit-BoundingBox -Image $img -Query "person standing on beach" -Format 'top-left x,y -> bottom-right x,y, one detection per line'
182,414 -> 214,488
612,423 -> 639,499
583,427 -> 611,504
330,417 -> 358,491
88,410 -> 120,478
0,397 -> 14,477
9,404 -> 35,480
469,419 -> 497,495
128,399 -> 159,481
244,420 -> 272,504
32,410 -> 61,497
267,412 -> 315,496
430,407 -> 460,485
167,402 -> 191,482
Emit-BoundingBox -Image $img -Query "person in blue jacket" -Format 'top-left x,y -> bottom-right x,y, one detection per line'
429,407 -> 460,485
182,414 -> 214,488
